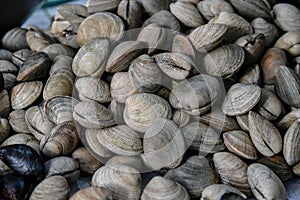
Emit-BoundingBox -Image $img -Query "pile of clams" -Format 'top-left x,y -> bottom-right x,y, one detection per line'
1,0 -> 300,199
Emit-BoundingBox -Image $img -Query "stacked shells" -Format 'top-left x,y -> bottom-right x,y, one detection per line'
0,0 -> 300,199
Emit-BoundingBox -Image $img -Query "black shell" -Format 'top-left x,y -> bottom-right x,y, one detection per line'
1,173 -> 26,200
0,72 -> 4,92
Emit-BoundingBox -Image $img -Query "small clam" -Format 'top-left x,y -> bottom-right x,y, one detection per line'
106,155 -> 142,171
197,0 -> 234,20
1,27 -> 29,51
70,186 -> 113,200
247,163 -> 286,200
222,83 -> 261,116
172,110 -> 190,128
172,34 -> 196,61
8,110 -> 30,134
201,184 -> 247,200
87,0 -> 121,13
0,118 -> 10,144
272,3 -> 300,32
141,176 -> 190,200
91,165 -> 141,200
283,121 -> 300,166
41,43 -> 75,60
277,109 -> 300,131
138,0 -> 171,15
0,90 -> 10,118
238,64 -> 261,85
275,30 -> 300,56
117,0 -> 142,29
142,10 -> 181,31
56,4 -> 89,24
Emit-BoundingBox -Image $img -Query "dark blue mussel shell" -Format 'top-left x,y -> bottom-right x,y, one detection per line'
1,173 -> 26,200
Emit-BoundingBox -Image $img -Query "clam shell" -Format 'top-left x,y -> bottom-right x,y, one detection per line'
29,176 -> 70,200
201,184 -> 247,200
0,49 -> 12,61
213,152 -> 251,196
77,12 -> 124,46
141,176 -> 190,200
283,121 -> 300,166
222,83 -> 261,116
0,60 -> 18,74
8,109 -> 30,134
248,111 -> 282,157
236,114 -> 249,131
277,109 -> 300,131
1,27 -> 29,51
124,93 -> 172,132
142,118 -> 185,170
91,165 -> 142,200
247,163 -> 286,200
73,101 -> 115,129
11,81 -> 43,110
197,0 -> 234,20
40,121 -> 79,157
41,43 -> 75,60
3,73 -> 17,90
172,110 -> 190,128
0,118 -> 10,144
165,156 -> 219,198
117,0 -> 142,29
293,162 -> 300,176
70,186 -> 113,200
142,10 -> 181,31
108,99 -> 125,125
223,131 -> 258,160
238,64 -> 261,85
56,4 -> 89,23
275,30 -> 300,56
87,0 -> 121,13
72,38 -> 110,77
272,3 -> 300,32
106,155 -> 142,171
26,28 -> 55,52
0,90 -> 10,118
138,0 -> 172,15
172,34 -> 196,61
203,44 -> 245,79
49,55 -> 73,76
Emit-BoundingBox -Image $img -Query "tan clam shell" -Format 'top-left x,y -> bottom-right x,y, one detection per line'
213,152 -> 251,196
238,64 -> 261,85
117,0 -> 142,29
26,28 -> 55,52
77,12 -> 124,46
172,34 -> 195,61
91,165 -> 141,200
169,74 -> 219,115
0,90 -> 10,118
138,0 -> 171,15
203,44 -> 245,79
275,30 -> 300,56
49,55 -> 73,76
277,109 -> 300,131
172,110 -> 190,128
165,156 -> 219,198
0,118 -> 10,144
283,121 -> 300,166
70,186 -> 113,200
87,0 -> 121,13
75,77 -> 111,103
247,163 -> 286,200
11,81 -> 43,110
248,111 -> 282,157
188,23 -> 228,52
8,109 -> 30,134
72,38 -> 109,77
170,1 -> 204,28
272,3 -> 300,32
124,93 -> 172,132
141,176 -> 190,200
73,101 -> 115,129
106,155 -> 142,171
56,4 -> 89,23
222,83 -> 261,116
108,99 -> 125,125
201,184 -> 247,200
142,10 -> 181,31
223,131 -> 258,160
197,0 -> 234,20
29,176 -> 70,200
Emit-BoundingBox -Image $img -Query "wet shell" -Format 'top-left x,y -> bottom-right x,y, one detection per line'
197,0 -> 234,20
8,109 -> 30,134
124,93 -> 172,132
142,10 -> 181,31
29,176 -> 70,200
76,77 -> 111,103
56,4 -> 89,23
106,156 -> 142,171
188,23 -> 228,52
201,184 -> 247,200
222,83 -> 261,116
1,28 -> 29,51
213,152 -> 251,195
138,0 -> 172,15
247,163 -> 286,200
165,156 -> 219,198
172,34 -> 196,61
70,186 -> 113,200
143,118 -> 185,170
11,81 -> 43,110
170,1 -> 204,28
40,121 -> 79,157
117,0 -> 142,29
169,75 -> 219,115
172,110 -> 190,128
275,65 -> 300,108
0,90 -> 10,118
108,99 -> 125,125
87,0 -> 121,13
272,3 -> 300,32
72,38 -> 110,77
275,30 -> 300,57
283,121 -> 300,166
77,12 -> 124,46
73,101 -> 115,129
91,165 -> 142,200
203,44 -> 245,79
277,109 -> 300,131
0,118 -> 10,144
248,111 -> 282,157
238,64 -> 261,85
141,176 -> 190,200
223,131 -> 258,160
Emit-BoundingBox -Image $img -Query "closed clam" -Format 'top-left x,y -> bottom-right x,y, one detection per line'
222,83 -> 261,116
247,163 -> 286,200
138,0 -> 171,15
8,110 -> 30,134
141,176 -> 190,200
277,109 -> 300,131
40,121 -> 79,157
272,3 -> 300,32
0,118 -> 10,144
124,93 -> 172,132
169,75 -> 219,116
0,60 -> 18,74
41,43 -> 75,60
106,155 -> 142,171
275,30 -> 300,56
197,0 -> 234,20
172,34 -> 196,61
56,4 -> 89,24
70,186 -> 113,200
118,0 -> 142,29
91,165 -> 142,200
213,152 -> 251,196
49,55 -> 73,76
73,101 -> 115,129
172,110 -> 190,128
87,0 -> 121,13
203,44 -> 245,79
3,73 -> 17,90
165,156 -> 219,198
143,118 -> 185,170
0,90 -> 10,118
238,64 -> 261,85
11,81 -> 43,110
1,28 -> 28,51
108,99 -> 125,125
283,121 -> 300,166
72,38 -> 110,77
248,111 -> 282,157
0,49 -> 12,61
77,12 -> 124,46
12,49 -> 33,67
142,10 -> 181,31
201,184 -> 247,200
236,114 -> 249,131
26,27 -> 55,52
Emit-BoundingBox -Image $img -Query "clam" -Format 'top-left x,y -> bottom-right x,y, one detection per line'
56,4 -> 89,24
0,118 -> 10,144
55,23 -> 79,49
169,74 -> 219,115
238,64 -> 261,85
278,109 -> 300,131
70,186 -> 113,200
275,30 -> 300,56
0,90 -> 10,118
197,0 -> 234,20
141,176 -> 190,200
124,93 -> 172,132
40,121 -> 79,157
138,0 -> 171,15
1,174 -> 26,200
91,165 -> 142,200
248,111 -> 282,157
0,60 -> 18,74
87,0 -> 121,13
0,49 -> 12,61
222,83 -> 261,116
26,28 -> 55,52
41,43 -> 75,60
49,55 -> 73,76
172,34 -> 196,61
272,3 -> 300,32
77,12 -> 124,46
3,73 -> 17,90
1,28 -> 29,51
108,99 -> 125,125
236,114 -> 249,131
8,109 -> 30,134
283,121 -> 300,166
223,131 -> 258,160
73,100 -> 115,129
11,81 -> 43,110
293,162 -> 300,176
142,10 -> 181,31
106,155 -> 142,171
117,0 -> 142,29
172,110 -> 190,128
201,184 -> 247,200
203,44 -> 245,79
165,156 -> 219,198
247,163 -> 286,200
72,38 -> 110,77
